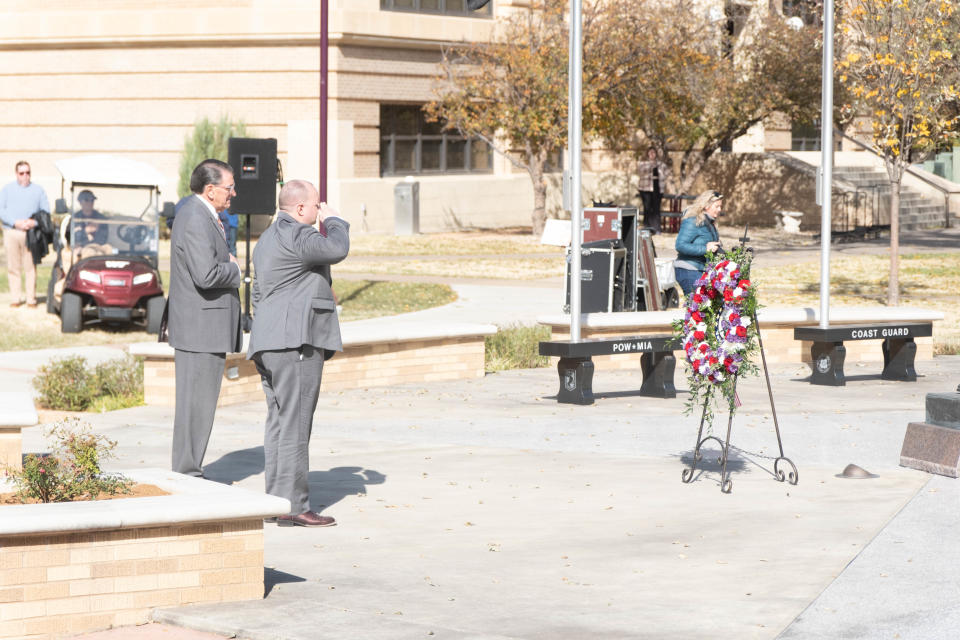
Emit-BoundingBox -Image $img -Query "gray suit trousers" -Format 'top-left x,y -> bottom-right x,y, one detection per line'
254,346 -> 324,515
172,349 -> 226,477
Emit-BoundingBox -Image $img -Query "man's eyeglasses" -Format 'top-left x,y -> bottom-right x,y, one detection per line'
212,184 -> 235,193
17,170 -> 30,176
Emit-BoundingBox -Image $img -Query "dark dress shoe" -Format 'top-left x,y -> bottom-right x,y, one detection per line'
277,511 -> 337,527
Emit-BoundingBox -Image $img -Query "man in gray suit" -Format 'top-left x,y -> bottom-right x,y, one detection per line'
167,159 -> 243,478
248,179 -> 349,527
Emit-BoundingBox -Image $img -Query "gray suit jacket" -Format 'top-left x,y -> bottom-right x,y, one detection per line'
166,195 -> 242,353
247,212 -> 350,359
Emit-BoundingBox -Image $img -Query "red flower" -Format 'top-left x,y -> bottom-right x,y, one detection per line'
736,326 -> 747,337
729,312 -> 740,322
39,468 -> 45,474
723,290 -> 733,301
708,356 -> 718,365
693,294 -> 703,304
692,359 -> 701,369
739,279 -> 751,288
706,289 -> 717,299
724,356 -> 733,365
691,311 -> 703,323
693,330 -> 705,341
699,343 -> 709,353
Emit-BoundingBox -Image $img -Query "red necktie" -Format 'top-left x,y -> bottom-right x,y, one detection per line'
216,216 -> 226,240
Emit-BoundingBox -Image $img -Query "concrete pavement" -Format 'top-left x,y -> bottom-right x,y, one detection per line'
7,232 -> 960,638
18,350 -> 957,639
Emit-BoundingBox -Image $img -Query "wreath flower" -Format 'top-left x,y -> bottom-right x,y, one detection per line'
672,246 -> 760,422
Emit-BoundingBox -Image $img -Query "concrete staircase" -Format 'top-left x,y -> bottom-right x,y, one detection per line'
832,166 -> 948,230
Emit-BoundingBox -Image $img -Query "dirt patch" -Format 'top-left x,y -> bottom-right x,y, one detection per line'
0,483 -> 169,504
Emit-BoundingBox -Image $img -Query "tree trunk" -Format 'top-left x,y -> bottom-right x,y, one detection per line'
528,149 -> 548,236
887,180 -> 901,306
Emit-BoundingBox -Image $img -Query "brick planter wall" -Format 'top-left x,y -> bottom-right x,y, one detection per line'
0,520 -> 262,639
0,470 -> 289,640
133,323 -> 497,408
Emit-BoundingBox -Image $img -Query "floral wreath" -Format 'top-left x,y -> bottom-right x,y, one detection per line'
673,245 -> 760,420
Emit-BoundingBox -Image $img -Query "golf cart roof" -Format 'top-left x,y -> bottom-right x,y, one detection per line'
55,155 -> 167,190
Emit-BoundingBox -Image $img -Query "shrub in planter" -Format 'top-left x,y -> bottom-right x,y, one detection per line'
33,354 -> 144,411
32,355 -> 97,411
2,418 -> 131,503
94,354 -> 143,397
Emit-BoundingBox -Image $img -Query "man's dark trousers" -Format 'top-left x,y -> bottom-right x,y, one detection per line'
254,345 -> 324,515
172,350 -> 226,477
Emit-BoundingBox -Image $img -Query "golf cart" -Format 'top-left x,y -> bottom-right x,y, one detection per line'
48,155 -> 174,333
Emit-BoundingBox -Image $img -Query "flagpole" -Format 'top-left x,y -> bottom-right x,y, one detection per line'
818,0 -> 834,329
568,0 -> 583,341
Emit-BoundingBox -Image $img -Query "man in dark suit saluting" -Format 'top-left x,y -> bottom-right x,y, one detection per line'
248,179 -> 349,527
167,159 -> 242,478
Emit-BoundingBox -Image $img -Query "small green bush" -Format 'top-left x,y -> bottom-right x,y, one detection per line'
485,324 -> 552,372
32,356 -> 98,411
178,115 -> 248,198
3,419 -> 131,503
33,355 -> 144,411
94,355 -> 143,398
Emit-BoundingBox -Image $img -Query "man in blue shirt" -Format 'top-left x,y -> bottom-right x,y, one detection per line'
0,161 -> 49,308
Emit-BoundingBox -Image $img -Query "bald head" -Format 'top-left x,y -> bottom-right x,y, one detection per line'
278,179 -> 320,225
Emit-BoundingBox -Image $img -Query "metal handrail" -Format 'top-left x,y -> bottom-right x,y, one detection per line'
834,128 -> 960,227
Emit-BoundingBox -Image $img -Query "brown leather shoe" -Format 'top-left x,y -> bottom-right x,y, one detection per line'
9,301 -> 23,308
277,511 -> 336,527
26,302 -> 37,308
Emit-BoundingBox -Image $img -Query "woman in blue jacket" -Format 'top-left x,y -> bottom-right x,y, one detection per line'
674,190 -> 724,295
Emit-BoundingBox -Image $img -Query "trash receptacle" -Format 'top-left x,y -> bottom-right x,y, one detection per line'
394,179 -> 420,235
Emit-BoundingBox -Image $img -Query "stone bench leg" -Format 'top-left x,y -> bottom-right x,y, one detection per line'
810,341 -> 846,386
0,427 -> 23,470
882,337 -> 917,381
556,357 -> 594,405
639,352 -> 676,398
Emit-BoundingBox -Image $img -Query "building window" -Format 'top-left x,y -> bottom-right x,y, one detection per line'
381,0 -> 492,17
791,119 -> 841,151
380,105 -> 493,176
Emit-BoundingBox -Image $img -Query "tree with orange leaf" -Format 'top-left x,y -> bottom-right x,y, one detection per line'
426,0 -> 574,235
838,0 -> 960,305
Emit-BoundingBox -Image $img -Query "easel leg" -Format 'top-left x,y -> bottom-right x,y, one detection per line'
682,389 -> 725,484
719,379 -> 737,494
754,313 -> 798,485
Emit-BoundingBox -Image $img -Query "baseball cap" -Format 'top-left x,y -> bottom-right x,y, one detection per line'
78,189 -> 96,202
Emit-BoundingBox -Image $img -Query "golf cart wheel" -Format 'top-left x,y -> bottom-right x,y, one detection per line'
46,265 -> 62,314
146,295 -> 165,335
661,287 -> 680,309
61,292 -> 83,333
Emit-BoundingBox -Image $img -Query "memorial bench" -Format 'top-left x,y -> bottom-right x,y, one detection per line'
793,322 -> 933,386
538,335 -> 678,405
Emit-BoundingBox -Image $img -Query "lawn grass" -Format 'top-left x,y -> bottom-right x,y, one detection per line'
348,230 -> 558,256
752,252 -> 960,354
484,324 -> 552,372
0,270 -> 456,351
334,280 -> 456,322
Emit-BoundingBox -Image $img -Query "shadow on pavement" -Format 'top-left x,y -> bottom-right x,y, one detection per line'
308,466 -> 387,511
676,448 -> 750,486
203,446 -> 265,484
264,567 -> 306,598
